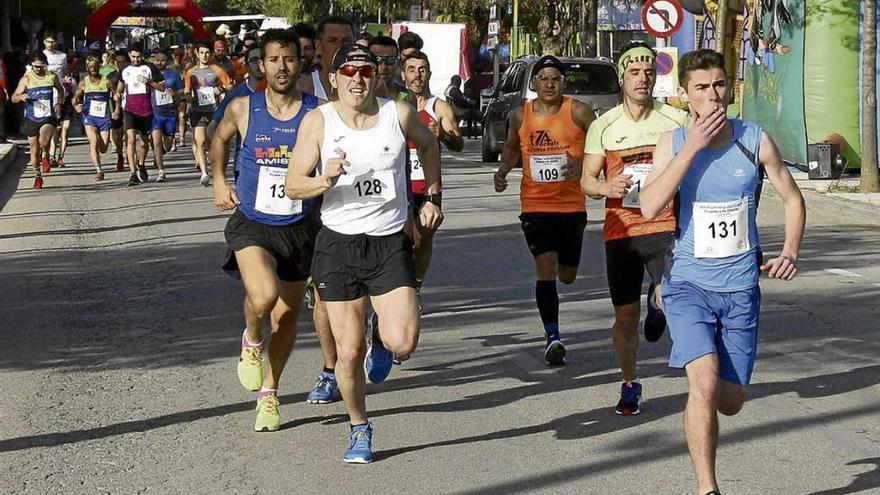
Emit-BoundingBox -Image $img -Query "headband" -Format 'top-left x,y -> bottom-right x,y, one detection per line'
617,46 -> 656,74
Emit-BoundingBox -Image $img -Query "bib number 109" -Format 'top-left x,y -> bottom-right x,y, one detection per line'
537,168 -> 560,181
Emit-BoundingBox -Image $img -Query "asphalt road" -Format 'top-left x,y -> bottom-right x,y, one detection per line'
0,136 -> 878,495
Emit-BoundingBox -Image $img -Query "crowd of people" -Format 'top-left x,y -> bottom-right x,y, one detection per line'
8,16 -> 808,495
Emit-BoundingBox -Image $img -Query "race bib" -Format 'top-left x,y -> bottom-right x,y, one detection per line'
128,77 -> 147,95
88,100 -> 107,118
155,89 -> 174,106
693,198 -> 750,258
621,163 -> 652,209
254,166 -> 302,216
33,99 -> 51,118
196,87 -> 216,106
340,169 -> 396,205
530,154 -> 566,183
409,149 -> 425,181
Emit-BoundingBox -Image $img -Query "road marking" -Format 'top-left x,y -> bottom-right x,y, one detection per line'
824,268 -> 862,278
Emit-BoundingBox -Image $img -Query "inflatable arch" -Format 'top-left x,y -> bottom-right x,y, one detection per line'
86,0 -> 210,42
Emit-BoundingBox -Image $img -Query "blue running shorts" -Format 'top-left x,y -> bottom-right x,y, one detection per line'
83,115 -> 112,132
151,114 -> 177,136
662,279 -> 761,386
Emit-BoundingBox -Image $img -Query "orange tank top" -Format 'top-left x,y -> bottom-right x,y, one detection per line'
518,97 -> 586,213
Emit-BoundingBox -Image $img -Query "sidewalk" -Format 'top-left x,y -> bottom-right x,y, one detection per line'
0,142 -> 18,177
790,169 -> 880,208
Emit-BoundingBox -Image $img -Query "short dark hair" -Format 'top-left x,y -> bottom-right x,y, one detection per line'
130,42 -> 145,54
194,41 -> 212,52
30,51 -> 48,64
368,35 -> 397,53
398,31 -> 424,51
290,22 -> 316,43
259,28 -> 301,59
403,51 -> 430,71
678,49 -> 726,89
317,15 -> 355,40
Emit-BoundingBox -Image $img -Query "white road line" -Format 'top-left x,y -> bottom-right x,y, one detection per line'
824,268 -> 863,278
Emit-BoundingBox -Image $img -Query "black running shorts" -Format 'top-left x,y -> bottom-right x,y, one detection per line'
189,111 -> 212,128
223,210 -> 316,282
311,227 -> 416,302
123,111 -> 152,135
21,117 -> 55,138
605,231 -> 674,307
519,211 -> 588,267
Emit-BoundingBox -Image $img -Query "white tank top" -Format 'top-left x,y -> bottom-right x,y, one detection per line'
318,99 -> 409,236
311,70 -> 328,100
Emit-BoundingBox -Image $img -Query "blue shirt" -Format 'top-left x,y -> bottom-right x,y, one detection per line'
213,79 -> 258,123
153,69 -> 183,117
667,119 -> 763,292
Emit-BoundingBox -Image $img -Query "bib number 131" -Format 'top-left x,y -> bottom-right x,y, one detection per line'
693,198 -> 750,258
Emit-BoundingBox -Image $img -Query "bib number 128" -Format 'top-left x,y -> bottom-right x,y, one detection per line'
354,179 -> 383,197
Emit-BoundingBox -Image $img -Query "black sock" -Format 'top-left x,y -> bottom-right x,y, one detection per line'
536,280 -> 559,339
323,367 -> 335,374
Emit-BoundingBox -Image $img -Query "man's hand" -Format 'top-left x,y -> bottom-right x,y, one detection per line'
601,174 -> 633,199
323,151 -> 349,186
419,201 -> 443,231
761,253 -> 798,280
494,169 -> 508,193
426,119 -> 441,139
562,151 -> 582,180
138,74 -> 149,84
213,182 -> 240,211
685,104 -> 727,152
74,103 -> 83,114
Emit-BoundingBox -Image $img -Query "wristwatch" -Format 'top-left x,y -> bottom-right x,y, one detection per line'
423,193 -> 442,208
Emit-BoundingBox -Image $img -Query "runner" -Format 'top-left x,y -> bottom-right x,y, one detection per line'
212,38 -> 235,80
493,55 -> 594,366
580,41 -> 689,415
285,44 -> 443,463
291,23 -> 317,75
117,42 -> 165,186
368,36 -> 406,100
185,40 -> 232,186
12,52 -> 64,189
640,49 -> 805,495
150,49 -> 183,183
211,30 -> 319,432
51,68 -> 76,168
72,55 -> 116,181
105,50 -> 128,172
42,33 -> 67,77
403,51 -> 464,305
296,16 -> 354,101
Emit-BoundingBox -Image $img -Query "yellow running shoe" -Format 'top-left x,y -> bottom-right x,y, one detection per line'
237,331 -> 263,391
254,394 -> 281,432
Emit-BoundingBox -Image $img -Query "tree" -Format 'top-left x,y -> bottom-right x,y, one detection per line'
861,0 -> 879,192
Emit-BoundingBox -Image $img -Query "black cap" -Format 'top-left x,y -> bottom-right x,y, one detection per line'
533,55 -> 566,76
331,44 -> 378,71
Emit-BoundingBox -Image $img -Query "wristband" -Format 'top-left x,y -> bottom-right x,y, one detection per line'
423,193 -> 442,208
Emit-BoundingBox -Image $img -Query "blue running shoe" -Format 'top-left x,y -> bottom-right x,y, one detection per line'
306,371 -> 338,404
364,312 -> 393,384
644,284 -> 667,343
343,423 -> 373,464
615,381 -> 642,416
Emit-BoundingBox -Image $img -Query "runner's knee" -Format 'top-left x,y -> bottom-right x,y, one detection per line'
558,266 -> 577,284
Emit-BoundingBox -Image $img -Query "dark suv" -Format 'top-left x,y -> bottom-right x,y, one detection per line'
481,56 -> 621,162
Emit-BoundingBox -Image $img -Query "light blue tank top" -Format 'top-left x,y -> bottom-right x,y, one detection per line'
235,91 -> 317,226
667,119 -> 763,292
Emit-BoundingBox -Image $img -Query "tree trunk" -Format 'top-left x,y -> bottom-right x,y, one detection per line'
861,0 -> 879,192
584,0 -> 598,57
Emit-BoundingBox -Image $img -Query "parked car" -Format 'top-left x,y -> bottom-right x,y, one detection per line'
481,56 -> 621,162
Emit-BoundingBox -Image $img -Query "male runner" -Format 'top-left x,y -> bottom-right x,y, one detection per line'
42,33 -> 67,77
291,23 -> 317,75
640,49 -> 805,495
402,51 -> 463,298
185,41 -> 232,186
395,31 -> 423,89
106,50 -> 128,171
212,38 -> 236,80
150,49 -> 183,182
494,56 -> 593,366
210,29 -> 319,432
209,48 -> 264,137
51,68 -> 76,168
73,55 -> 116,180
581,41 -> 689,415
296,16 -> 354,101
368,36 -> 406,100
117,42 -> 164,186
286,44 -> 442,463
494,55 -> 593,366
12,52 -> 64,189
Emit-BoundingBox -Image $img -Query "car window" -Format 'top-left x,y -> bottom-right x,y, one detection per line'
563,62 -> 621,95
498,64 -> 517,93
510,62 -> 527,92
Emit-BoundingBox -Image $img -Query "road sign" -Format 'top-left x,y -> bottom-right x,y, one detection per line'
488,21 -> 500,37
653,47 -> 679,98
641,0 -> 683,38
655,51 -> 674,76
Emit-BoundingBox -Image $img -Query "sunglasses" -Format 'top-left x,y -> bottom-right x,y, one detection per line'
32,65 -> 47,70
338,65 -> 374,78
375,55 -> 397,66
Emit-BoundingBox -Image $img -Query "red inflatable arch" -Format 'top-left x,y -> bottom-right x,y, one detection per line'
86,0 -> 210,41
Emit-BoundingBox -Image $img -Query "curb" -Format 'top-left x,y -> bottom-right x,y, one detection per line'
0,143 -> 18,178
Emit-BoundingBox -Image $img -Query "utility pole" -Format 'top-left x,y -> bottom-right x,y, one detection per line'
489,0 -> 500,89
715,0 -> 728,54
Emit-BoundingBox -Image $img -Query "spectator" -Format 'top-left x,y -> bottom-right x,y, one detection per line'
445,75 -> 480,138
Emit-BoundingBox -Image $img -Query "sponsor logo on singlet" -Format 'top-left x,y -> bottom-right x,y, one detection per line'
529,129 -> 561,151
254,145 -> 293,166
255,134 -> 271,143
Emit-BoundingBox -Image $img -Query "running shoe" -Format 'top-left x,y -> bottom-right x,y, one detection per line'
137,165 -> 149,183
41,157 -> 51,173
127,174 -> 140,187
544,338 -> 567,366
33,176 -> 43,190
306,371 -> 338,404
200,172 -> 211,187
615,381 -> 642,416
342,423 -> 373,464
49,157 -> 57,169
115,157 -> 125,171
392,354 -> 410,366
254,393 -> 281,432
94,173 -> 105,181
237,331 -> 264,391
156,171 -> 167,183
644,285 -> 667,343
56,157 -> 64,168
364,311 -> 393,384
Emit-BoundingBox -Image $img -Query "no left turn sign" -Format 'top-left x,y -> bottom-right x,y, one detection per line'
641,0 -> 683,38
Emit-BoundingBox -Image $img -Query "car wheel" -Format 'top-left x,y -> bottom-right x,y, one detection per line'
481,126 -> 499,163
